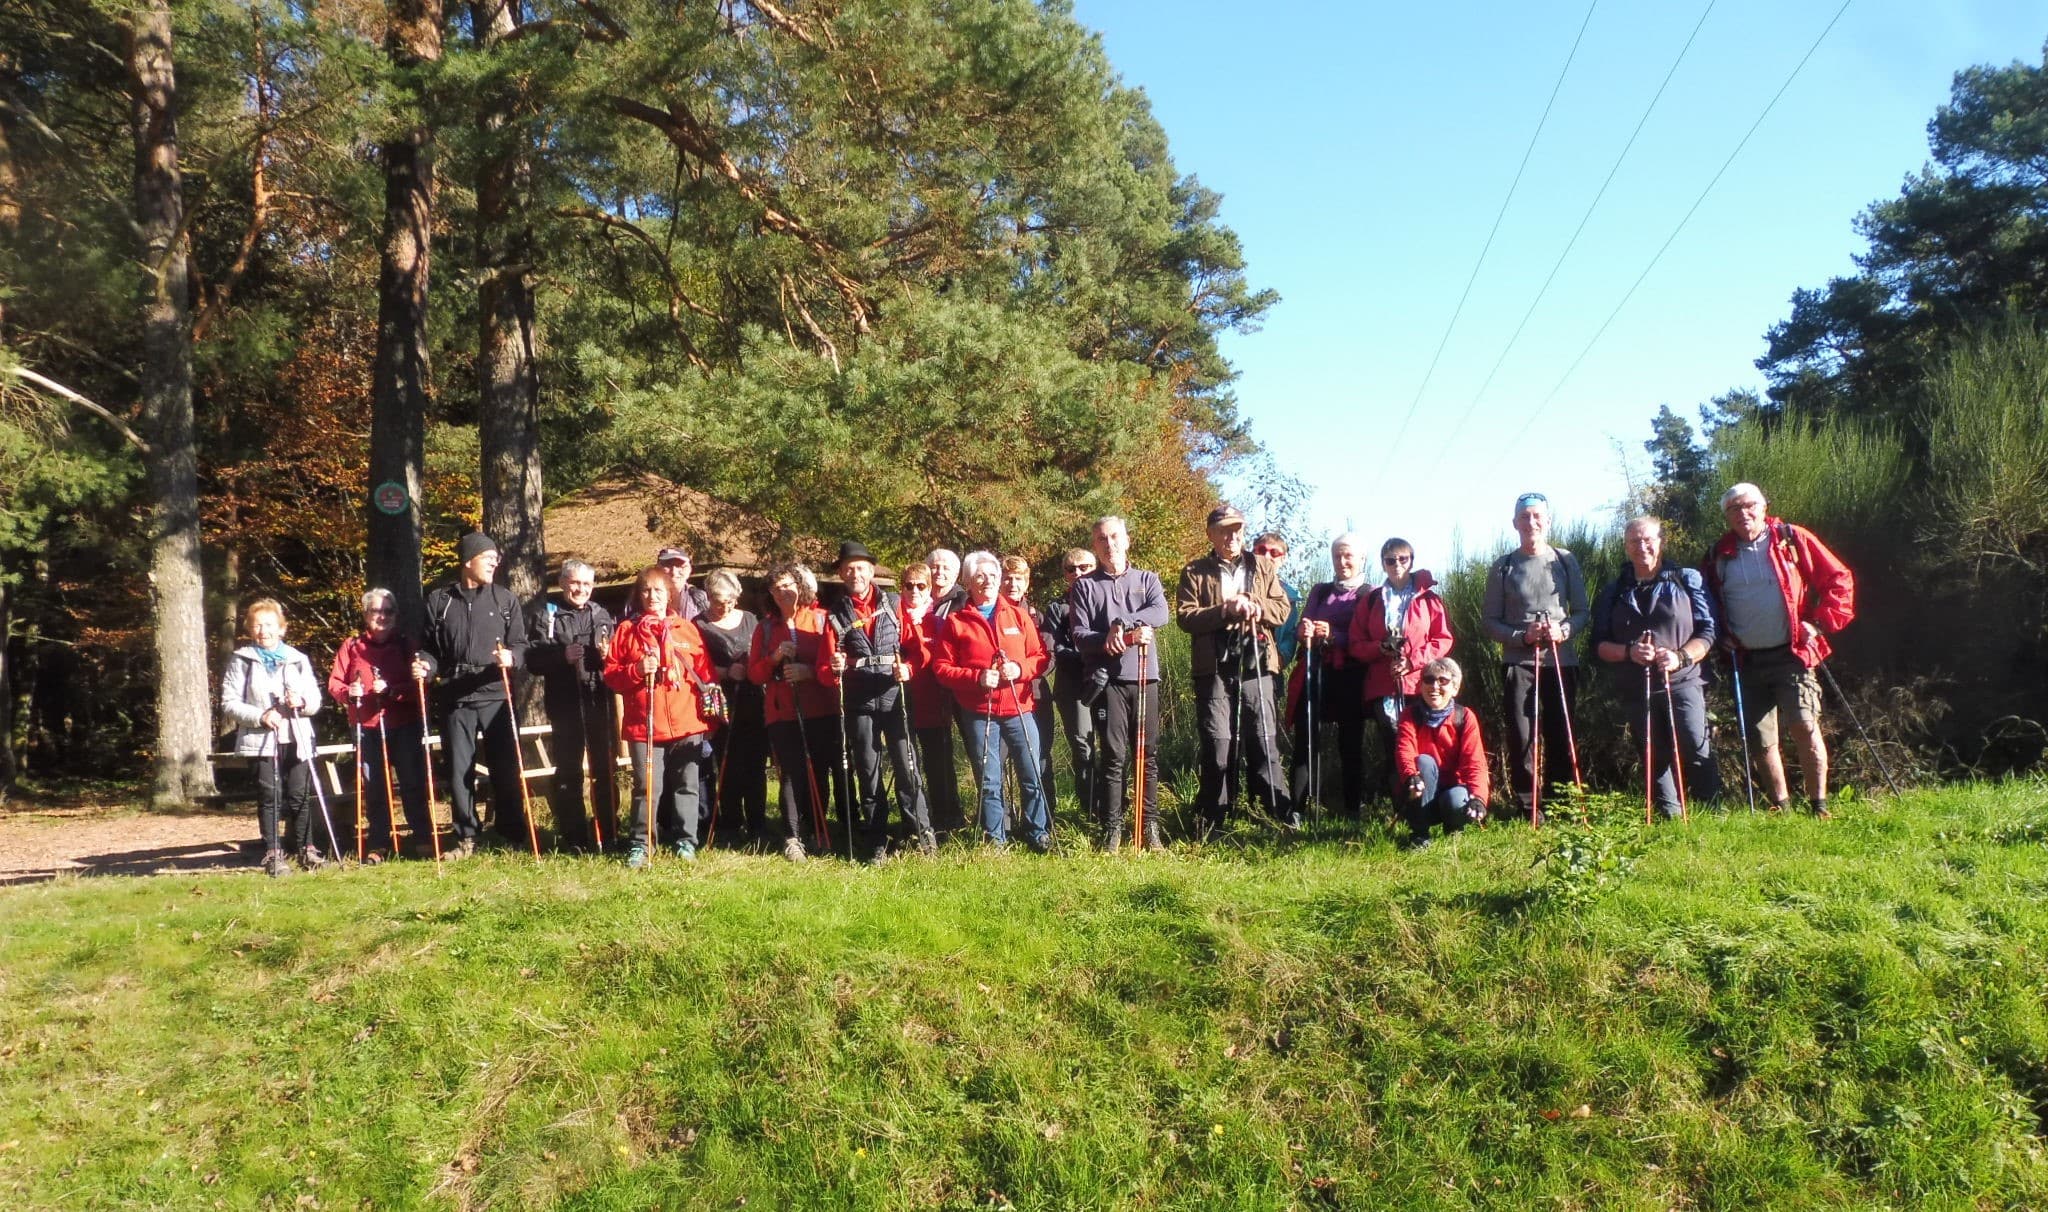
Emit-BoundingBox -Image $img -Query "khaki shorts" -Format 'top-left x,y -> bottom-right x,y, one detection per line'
1736,645 -> 1822,749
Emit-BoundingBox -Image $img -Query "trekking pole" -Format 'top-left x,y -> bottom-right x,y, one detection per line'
836,652 -> 855,862
415,674 -> 445,866
788,685 -> 832,852
495,643 -> 542,861
1642,660 -> 1655,827
644,663 -> 658,860
278,693 -> 340,861
376,709 -> 402,856
349,687 -> 369,862
1131,635 -> 1147,849
1545,634 -> 1583,790
1001,665 -> 1048,834
1815,659 -> 1905,798
1249,627 -> 1282,826
707,723 -> 729,852
1663,665 -> 1689,821
307,748 -> 343,867
981,657 -> 1003,841
1728,649 -> 1758,814
1529,640 -> 1544,830
1303,638 -> 1319,822
581,689 -> 607,852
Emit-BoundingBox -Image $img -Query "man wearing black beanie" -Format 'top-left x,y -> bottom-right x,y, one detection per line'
413,531 -> 529,856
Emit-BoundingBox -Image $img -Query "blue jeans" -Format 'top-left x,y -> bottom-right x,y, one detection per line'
961,710 -> 1050,844
1406,754 -> 1475,838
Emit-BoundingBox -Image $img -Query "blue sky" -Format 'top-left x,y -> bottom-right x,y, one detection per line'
1071,0 -> 2046,572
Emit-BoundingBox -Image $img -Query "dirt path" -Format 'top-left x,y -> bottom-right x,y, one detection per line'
0,796 -> 262,886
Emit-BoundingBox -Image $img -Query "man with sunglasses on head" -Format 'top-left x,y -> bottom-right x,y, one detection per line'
1481,492 -> 1589,819
525,559 -> 618,852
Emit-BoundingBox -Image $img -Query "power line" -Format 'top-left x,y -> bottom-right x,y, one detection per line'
1432,1 -> 1718,464
1481,0 -> 1855,475
1371,0 -> 1603,490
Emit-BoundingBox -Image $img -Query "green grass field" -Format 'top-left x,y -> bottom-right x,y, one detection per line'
4,784 -> 2048,1210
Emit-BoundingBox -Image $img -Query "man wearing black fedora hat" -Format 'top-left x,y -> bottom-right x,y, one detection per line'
822,541 -> 934,861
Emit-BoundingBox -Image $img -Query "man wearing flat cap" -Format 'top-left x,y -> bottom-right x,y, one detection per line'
634,547 -> 710,622
1176,504 -> 1299,838
820,541 -> 934,861
413,531 -> 529,856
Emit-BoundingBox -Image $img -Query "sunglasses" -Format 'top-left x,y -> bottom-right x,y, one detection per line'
1063,564 -> 1093,574
1383,555 -> 1412,565
1421,675 -> 1455,687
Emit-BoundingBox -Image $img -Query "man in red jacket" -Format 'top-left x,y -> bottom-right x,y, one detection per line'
1703,482 -> 1857,818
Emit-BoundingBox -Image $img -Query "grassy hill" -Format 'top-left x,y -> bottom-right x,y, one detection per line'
4,785 -> 2048,1209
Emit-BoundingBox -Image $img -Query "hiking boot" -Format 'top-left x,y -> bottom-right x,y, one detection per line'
263,849 -> 291,879
450,836 -> 477,860
1400,833 -> 1433,852
1281,811 -> 1305,832
782,837 -> 808,863
1810,802 -> 1832,820
362,850 -> 385,866
916,830 -> 939,856
673,840 -> 697,862
298,847 -> 327,871
865,846 -> 890,868
627,844 -> 650,870
1026,832 -> 1054,855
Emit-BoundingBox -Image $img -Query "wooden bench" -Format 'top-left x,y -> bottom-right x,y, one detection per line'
210,720 -> 632,812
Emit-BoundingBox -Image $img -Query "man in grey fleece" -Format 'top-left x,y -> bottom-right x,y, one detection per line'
1482,492 -> 1589,818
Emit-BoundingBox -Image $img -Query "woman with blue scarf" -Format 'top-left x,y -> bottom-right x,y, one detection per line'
221,597 -> 326,877
1394,657 -> 1490,850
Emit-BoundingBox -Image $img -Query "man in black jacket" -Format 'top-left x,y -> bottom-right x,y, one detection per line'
413,532 -> 529,856
822,541 -> 933,862
525,558 -> 616,852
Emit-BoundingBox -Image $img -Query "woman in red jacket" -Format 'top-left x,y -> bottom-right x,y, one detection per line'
604,566 -> 719,867
934,551 -> 1052,850
896,562 -> 963,838
1348,539 -> 1455,805
748,562 -> 841,861
1395,657 -> 1490,851
328,588 -> 432,860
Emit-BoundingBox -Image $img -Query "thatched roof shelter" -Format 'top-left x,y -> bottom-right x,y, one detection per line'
541,475 -> 835,587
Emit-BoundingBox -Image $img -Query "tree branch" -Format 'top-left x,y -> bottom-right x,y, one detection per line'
4,366 -> 154,456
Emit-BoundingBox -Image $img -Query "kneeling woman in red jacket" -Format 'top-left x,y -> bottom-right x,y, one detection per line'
1395,657 -> 1491,850
605,566 -> 719,867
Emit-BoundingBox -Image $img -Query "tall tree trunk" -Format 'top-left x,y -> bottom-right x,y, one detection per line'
128,1 -> 218,806
368,0 -> 443,633
0,574 -> 13,791
0,50 -> 17,337
472,0 -> 544,602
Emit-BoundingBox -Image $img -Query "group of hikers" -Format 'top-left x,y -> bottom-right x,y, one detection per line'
221,480 -> 1855,876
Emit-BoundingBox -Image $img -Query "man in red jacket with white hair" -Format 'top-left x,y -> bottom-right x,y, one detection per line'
1703,481 -> 1857,819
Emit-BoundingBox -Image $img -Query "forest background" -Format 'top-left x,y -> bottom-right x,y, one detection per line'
1,0 -> 2045,806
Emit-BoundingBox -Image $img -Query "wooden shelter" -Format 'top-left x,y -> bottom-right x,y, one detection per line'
541,474 -> 834,588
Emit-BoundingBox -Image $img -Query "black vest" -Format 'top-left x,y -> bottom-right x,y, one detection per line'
828,591 -> 902,713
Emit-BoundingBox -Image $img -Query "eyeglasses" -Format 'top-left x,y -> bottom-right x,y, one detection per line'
1383,555 -> 1412,565
904,582 -> 931,592
1421,676 -> 1455,687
